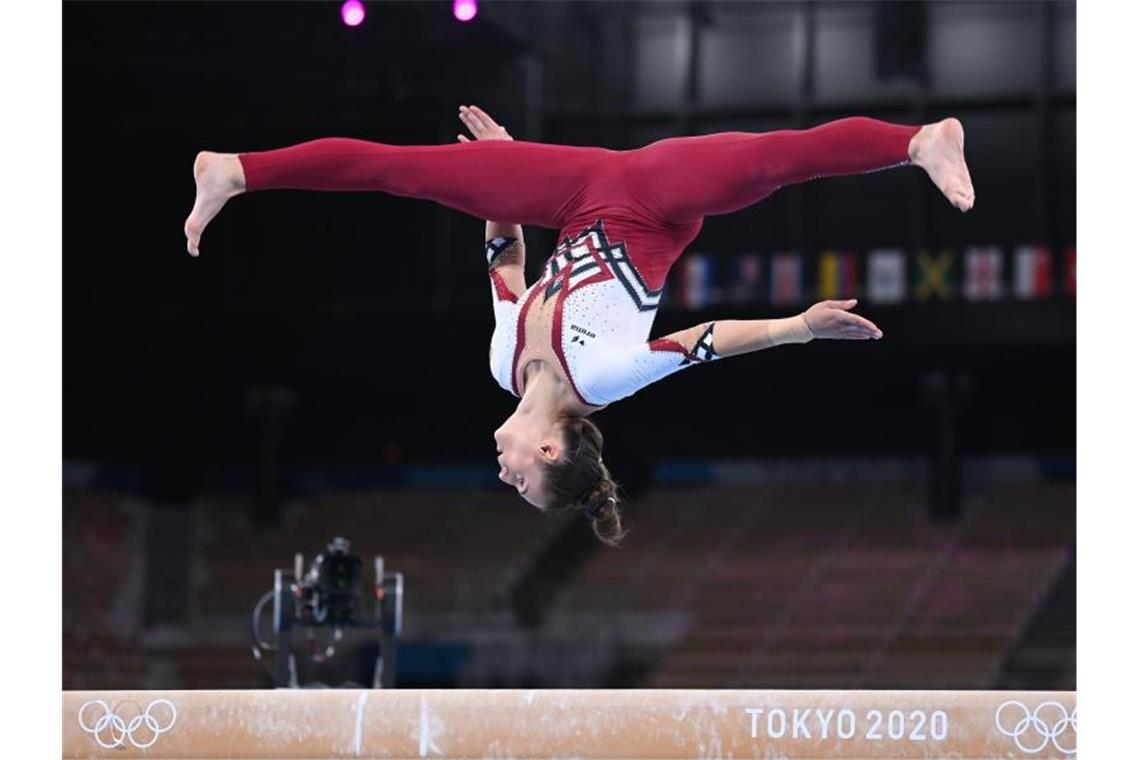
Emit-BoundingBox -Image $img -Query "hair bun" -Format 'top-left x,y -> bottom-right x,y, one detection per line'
585,489 -> 617,520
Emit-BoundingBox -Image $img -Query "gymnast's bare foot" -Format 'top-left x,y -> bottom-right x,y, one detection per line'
909,118 -> 975,212
184,151 -> 245,257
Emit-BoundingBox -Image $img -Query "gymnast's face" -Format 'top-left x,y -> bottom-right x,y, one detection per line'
494,419 -> 561,509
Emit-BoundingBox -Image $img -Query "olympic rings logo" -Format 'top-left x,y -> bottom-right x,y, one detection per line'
78,699 -> 178,749
994,700 -> 1076,755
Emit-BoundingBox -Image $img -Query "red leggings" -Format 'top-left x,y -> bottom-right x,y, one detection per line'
239,117 -> 918,290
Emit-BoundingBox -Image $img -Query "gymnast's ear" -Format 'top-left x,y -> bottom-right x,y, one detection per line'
538,441 -> 562,462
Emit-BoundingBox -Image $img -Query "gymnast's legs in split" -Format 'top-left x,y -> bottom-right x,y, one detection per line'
183,116 -> 972,258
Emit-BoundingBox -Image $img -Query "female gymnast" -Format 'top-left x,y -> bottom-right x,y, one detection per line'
184,106 -> 973,546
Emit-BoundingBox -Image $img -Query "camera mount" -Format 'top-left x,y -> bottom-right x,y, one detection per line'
251,537 -> 404,688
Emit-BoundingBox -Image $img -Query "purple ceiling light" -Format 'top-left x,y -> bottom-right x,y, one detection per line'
341,0 -> 366,27
453,0 -> 477,23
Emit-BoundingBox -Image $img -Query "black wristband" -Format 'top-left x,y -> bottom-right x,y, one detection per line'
485,237 -> 518,267
688,323 -> 718,362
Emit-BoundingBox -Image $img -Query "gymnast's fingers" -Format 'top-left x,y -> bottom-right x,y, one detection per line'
459,109 -> 483,136
842,312 -> 880,333
459,105 -> 483,133
457,134 -> 470,143
468,105 -> 499,131
824,298 -> 858,311
838,327 -> 873,340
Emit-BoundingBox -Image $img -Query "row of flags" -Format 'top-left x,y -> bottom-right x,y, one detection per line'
666,246 -> 1076,310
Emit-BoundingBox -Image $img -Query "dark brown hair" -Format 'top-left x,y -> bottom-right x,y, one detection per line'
541,416 -> 628,547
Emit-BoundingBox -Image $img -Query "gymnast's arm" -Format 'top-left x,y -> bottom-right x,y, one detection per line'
459,104 -> 527,395
458,104 -> 527,299
580,300 -> 882,404
659,298 -> 882,359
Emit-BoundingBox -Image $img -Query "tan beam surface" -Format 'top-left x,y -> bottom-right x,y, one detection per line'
64,689 -> 1076,759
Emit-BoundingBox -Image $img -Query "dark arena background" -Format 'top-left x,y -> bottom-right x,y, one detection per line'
63,1 -> 1075,749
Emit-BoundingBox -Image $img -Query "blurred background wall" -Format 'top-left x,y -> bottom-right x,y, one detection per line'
63,0 -> 1074,691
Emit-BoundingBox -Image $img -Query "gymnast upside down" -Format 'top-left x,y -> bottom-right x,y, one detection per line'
184,105 -> 974,546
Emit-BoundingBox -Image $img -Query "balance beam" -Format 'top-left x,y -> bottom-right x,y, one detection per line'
63,689 -> 1076,758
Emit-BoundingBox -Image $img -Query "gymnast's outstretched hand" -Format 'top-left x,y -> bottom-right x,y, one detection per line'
457,105 -> 513,142
802,299 -> 882,340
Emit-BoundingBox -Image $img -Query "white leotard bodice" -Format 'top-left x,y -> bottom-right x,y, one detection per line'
487,220 -> 719,407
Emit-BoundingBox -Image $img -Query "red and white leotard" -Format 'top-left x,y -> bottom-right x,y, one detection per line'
487,219 -> 719,407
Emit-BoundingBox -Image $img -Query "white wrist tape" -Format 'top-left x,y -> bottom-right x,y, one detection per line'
767,314 -> 815,345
